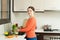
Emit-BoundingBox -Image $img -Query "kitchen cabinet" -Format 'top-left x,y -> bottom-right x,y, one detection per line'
0,0 -> 11,24
44,0 -> 60,10
13,0 -> 60,12
36,34 -> 43,40
36,32 -> 60,40
13,0 -> 44,12
31,0 -> 44,11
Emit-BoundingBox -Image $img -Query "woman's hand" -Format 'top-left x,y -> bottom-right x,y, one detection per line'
20,26 -> 23,28
16,29 -> 20,32
17,26 -> 25,32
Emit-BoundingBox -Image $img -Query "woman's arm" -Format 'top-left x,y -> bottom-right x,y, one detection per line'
19,18 -> 35,32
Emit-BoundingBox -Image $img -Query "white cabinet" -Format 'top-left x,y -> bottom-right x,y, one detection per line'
31,0 -> 44,11
44,0 -> 60,10
13,0 -> 60,11
14,0 -> 31,11
14,0 -> 44,11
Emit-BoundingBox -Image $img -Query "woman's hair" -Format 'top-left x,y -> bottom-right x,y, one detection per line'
27,6 -> 35,11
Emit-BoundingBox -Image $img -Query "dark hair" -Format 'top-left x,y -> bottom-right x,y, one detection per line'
27,6 -> 35,11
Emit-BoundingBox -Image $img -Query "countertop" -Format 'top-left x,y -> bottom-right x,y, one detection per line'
0,34 -> 26,40
0,29 -> 60,40
35,29 -> 60,33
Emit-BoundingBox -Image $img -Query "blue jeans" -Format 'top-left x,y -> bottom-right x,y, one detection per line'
26,37 -> 37,40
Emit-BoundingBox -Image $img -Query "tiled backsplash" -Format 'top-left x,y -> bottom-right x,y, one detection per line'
0,25 -> 4,34
4,23 -> 12,32
11,11 -> 60,30
0,23 -> 12,34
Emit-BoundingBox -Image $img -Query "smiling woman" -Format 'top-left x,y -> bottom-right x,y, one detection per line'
0,0 -> 11,24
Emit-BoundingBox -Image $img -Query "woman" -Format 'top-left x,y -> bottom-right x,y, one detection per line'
18,6 -> 37,40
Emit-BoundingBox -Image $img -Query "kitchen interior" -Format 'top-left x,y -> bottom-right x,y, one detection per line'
0,0 -> 60,40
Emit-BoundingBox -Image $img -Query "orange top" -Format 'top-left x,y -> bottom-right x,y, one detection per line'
20,17 -> 36,38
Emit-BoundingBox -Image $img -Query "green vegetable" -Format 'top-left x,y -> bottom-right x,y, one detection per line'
12,24 -> 18,34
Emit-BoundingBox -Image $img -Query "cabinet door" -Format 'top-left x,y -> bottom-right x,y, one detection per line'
14,0 -> 31,11
36,34 -> 43,40
13,0 -> 44,11
31,0 -> 44,11
44,0 -> 60,10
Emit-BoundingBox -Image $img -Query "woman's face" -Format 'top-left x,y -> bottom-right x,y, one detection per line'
27,8 -> 34,16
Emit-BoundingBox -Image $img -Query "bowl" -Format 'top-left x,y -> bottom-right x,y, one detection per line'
6,35 -> 14,38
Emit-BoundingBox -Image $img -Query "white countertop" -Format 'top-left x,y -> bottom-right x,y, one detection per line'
0,34 -> 26,40
35,29 -> 60,33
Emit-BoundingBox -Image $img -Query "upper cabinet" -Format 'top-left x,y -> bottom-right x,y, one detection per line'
13,0 -> 60,12
13,0 -> 44,12
44,0 -> 60,10
31,0 -> 44,11
0,0 -> 11,24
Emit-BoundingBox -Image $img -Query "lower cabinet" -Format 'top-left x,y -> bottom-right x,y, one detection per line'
36,32 -> 60,40
36,34 -> 43,40
36,34 -> 60,40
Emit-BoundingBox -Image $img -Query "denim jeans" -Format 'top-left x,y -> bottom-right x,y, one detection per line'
26,37 -> 37,40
